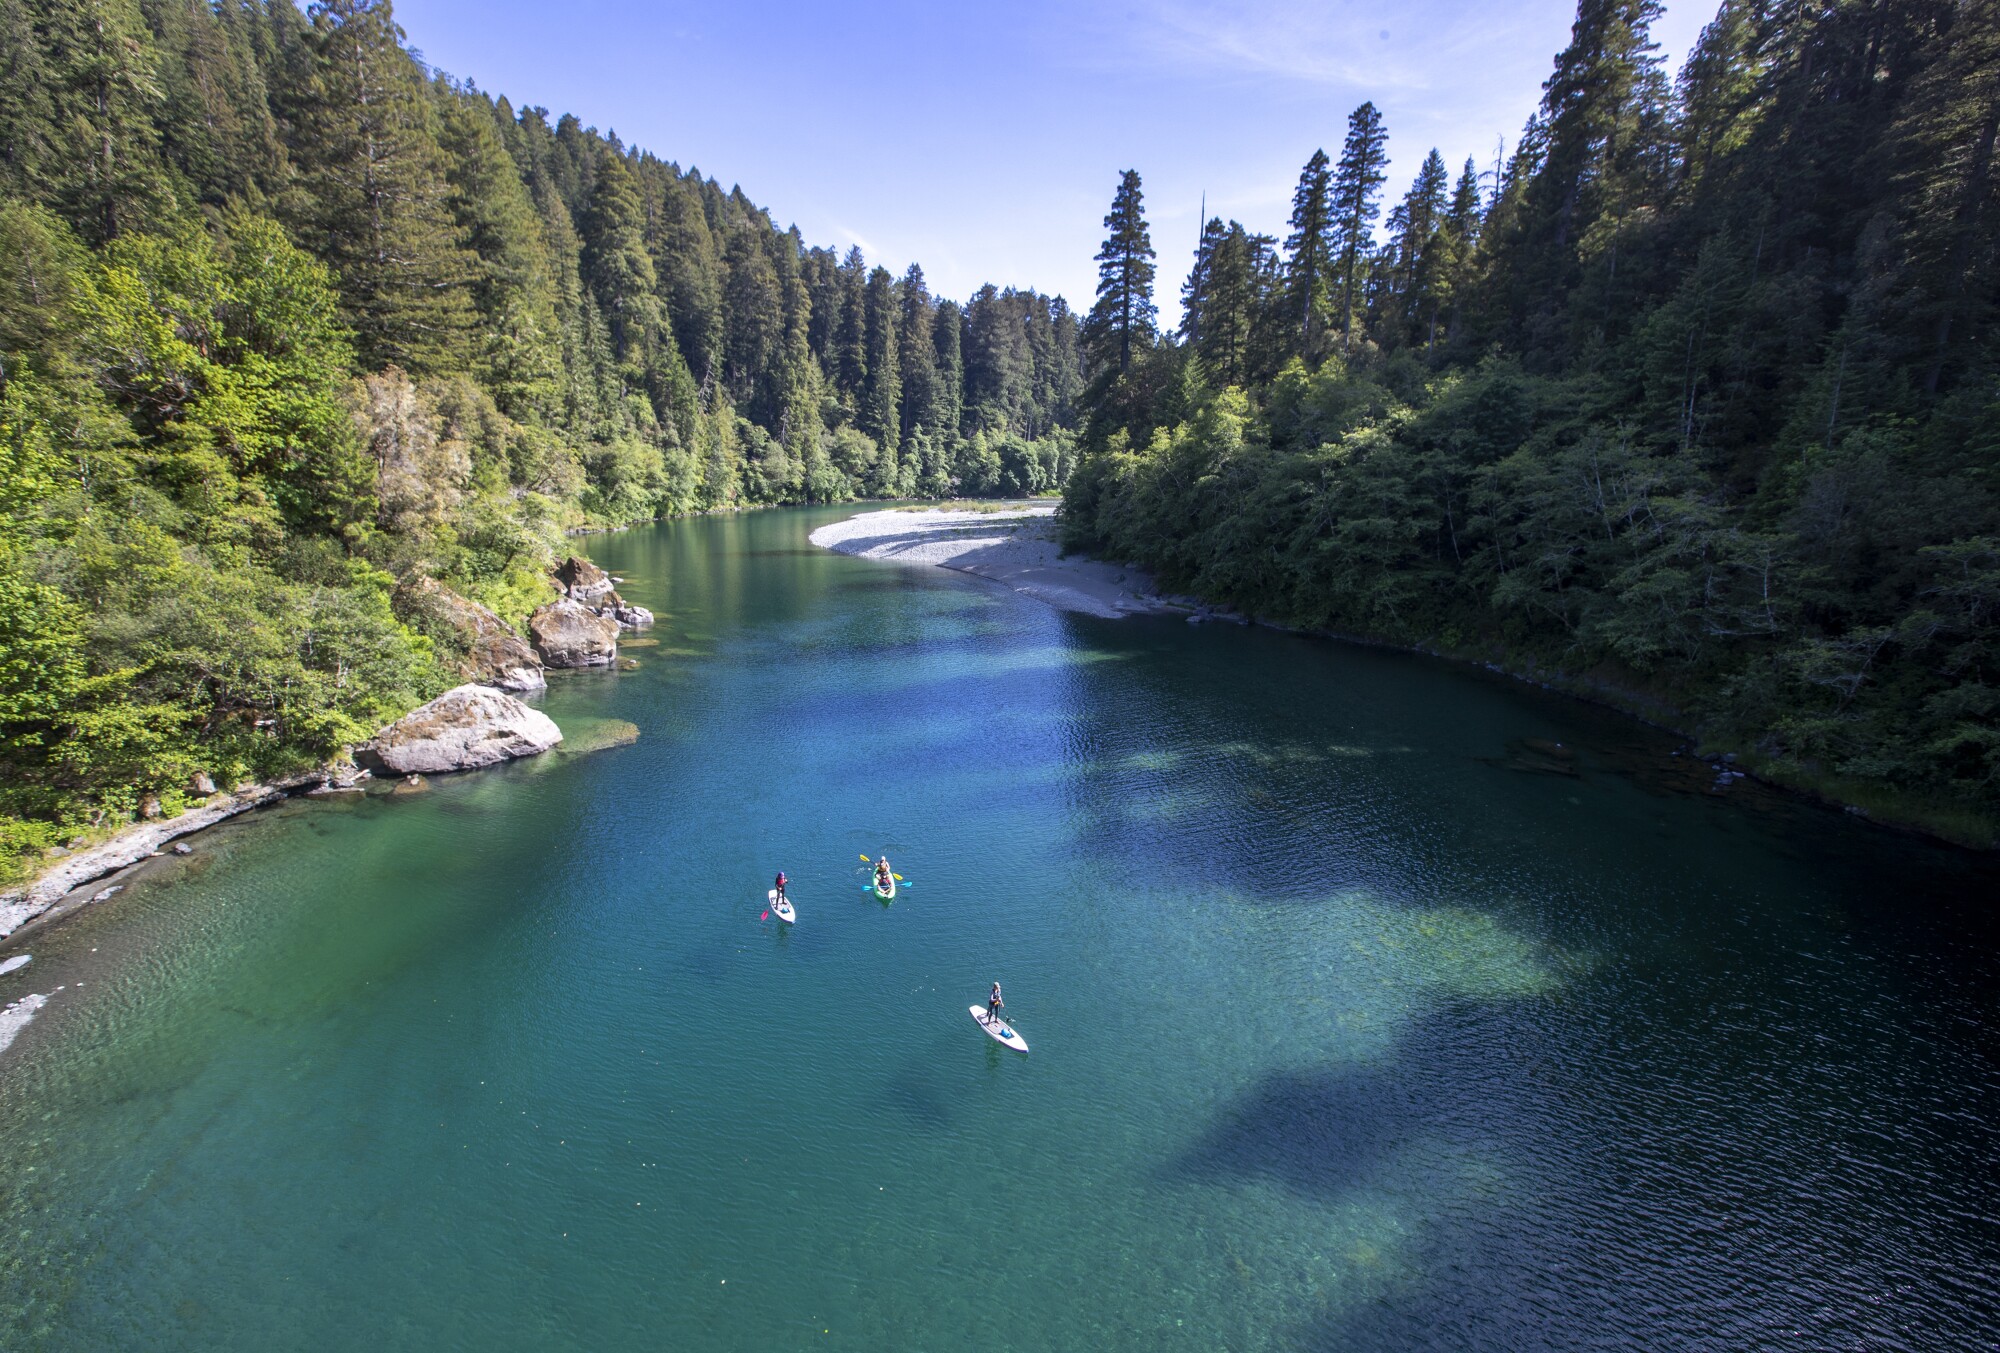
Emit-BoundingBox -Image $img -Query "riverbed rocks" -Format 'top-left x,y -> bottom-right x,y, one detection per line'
528,598 -> 619,668
394,576 -> 545,693
352,685 -> 562,776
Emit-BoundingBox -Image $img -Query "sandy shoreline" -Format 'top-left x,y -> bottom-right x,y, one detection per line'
808,506 -> 1176,619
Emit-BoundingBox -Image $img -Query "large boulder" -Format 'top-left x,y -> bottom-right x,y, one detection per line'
529,599 -> 619,668
353,685 -> 561,776
555,555 -> 615,601
394,576 -> 545,693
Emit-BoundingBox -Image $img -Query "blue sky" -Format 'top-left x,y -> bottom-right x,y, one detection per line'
397,0 -> 1715,327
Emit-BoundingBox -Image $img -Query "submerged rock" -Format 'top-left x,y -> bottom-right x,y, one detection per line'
1505,737 -> 1582,777
601,600 -> 654,629
563,720 -> 640,756
395,576 -> 546,693
391,774 -> 430,796
353,685 -> 562,776
529,599 -> 619,668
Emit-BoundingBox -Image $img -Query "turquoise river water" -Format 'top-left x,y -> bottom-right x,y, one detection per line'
3,506 -> 1998,1350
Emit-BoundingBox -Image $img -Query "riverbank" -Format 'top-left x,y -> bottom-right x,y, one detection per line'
808,504 -> 1995,851
0,768 -> 362,942
808,506 -> 1174,619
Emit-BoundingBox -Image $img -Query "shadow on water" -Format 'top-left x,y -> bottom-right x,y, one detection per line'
1164,1061 -> 1419,1203
878,1062 -> 954,1133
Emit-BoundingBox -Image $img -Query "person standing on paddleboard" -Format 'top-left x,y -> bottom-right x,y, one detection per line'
987,982 -> 1004,1027
774,870 -> 788,903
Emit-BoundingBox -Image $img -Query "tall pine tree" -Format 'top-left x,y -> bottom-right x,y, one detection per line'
1083,169 -> 1156,376
287,0 -> 477,373
1331,102 -> 1389,354
1285,148 -> 1336,360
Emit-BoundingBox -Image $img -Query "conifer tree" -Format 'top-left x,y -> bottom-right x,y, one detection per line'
721,223 -> 782,404
772,235 -> 822,459
1083,169 -> 1155,376
1671,0 -> 1762,199
1434,157 -> 1483,346
1448,157 -> 1482,241
1331,103 -> 1389,353
965,283 -> 1028,432
1285,149 -> 1336,359
859,264 -> 901,458
1885,0 -> 2000,393
37,0 -> 182,243
1500,0 -> 1668,359
833,245 -> 867,407
654,174 -> 724,388
932,298 -> 964,436
436,83 -> 561,418
1182,216 -> 1227,345
1195,222 -> 1271,387
288,0 -> 477,373
145,0 -> 288,211
0,0 -> 57,200
1388,149 -> 1450,346
897,263 -> 938,442
579,143 -> 661,376
1046,296 -> 1082,429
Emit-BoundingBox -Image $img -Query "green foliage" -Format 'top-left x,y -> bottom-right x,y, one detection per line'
0,0 -> 1090,878
1060,0 -> 2000,832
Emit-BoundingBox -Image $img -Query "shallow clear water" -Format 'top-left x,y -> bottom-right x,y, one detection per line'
3,507 -> 1998,1351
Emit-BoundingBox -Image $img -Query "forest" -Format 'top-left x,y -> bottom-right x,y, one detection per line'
0,0 -> 1084,871
1063,0 -> 2000,842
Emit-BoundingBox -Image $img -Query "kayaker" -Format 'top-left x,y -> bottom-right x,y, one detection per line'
987,982 -> 1004,1027
774,870 -> 788,903
875,856 -> 892,887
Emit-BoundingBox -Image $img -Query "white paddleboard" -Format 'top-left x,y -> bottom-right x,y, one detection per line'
970,1004 -> 1027,1052
767,889 -> 795,924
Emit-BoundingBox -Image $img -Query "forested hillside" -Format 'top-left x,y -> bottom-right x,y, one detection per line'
0,0 -> 1082,873
1063,0 -> 2000,841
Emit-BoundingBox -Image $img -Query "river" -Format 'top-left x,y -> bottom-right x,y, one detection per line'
3,506 -> 1997,1350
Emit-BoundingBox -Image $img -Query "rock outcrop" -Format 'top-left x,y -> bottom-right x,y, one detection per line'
601,597 -> 654,628
555,555 -> 615,601
529,598 -> 619,668
352,685 -> 562,776
553,555 -> 653,630
394,576 -> 545,692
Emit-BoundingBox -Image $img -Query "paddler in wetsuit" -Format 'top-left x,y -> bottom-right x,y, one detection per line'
773,870 -> 788,904
987,982 -> 1004,1028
